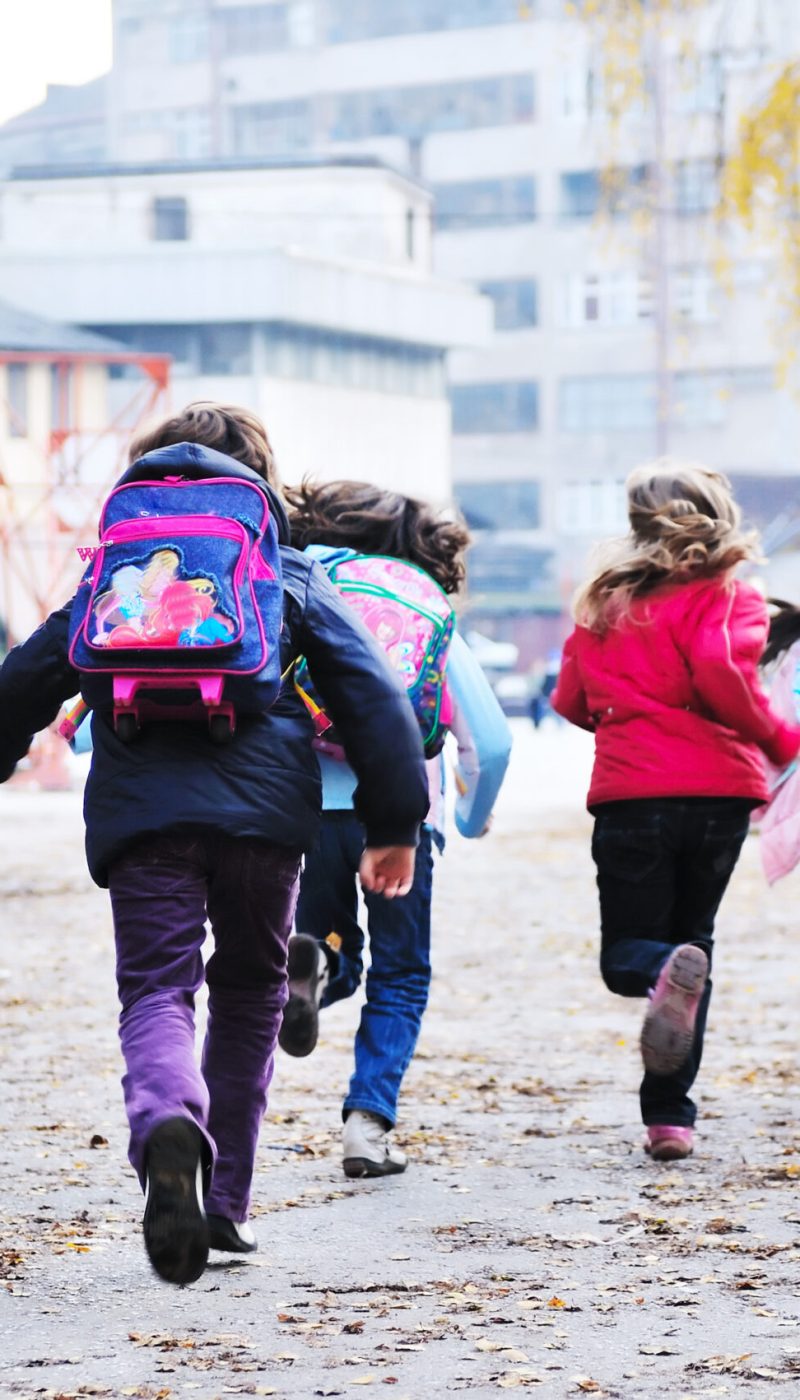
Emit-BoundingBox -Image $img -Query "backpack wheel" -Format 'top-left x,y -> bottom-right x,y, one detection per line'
115,713 -> 139,743
209,713 -> 234,744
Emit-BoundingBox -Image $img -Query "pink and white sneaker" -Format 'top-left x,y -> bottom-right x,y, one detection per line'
641,944 -> 709,1077
644,1125 -> 694,1161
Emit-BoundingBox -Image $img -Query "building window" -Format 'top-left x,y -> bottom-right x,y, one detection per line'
198,325 -> 252,376
451,381 -> 539,434
560,166 -> 648,219
674,159 -> 718,215
219,4 -> 290,55
172,108 -> 213,160
559,370 -> 748,433
674,267 -> 716,323
561,272 -> 653,328
6,364 -> 28,438
559,479 -> 628,534
559,375 -> 656,432
458,479 -> 540,530
435,176 -> 536,230
479,279 -> 538,330
327,0 -> 532,43
152,196 -> 189,241
405,208 -> 415,260
562,65 -> 599,120
674,52 -> 722,114
329,73 -> 535,141
466,538 -> 555,604
168,13 -> 211,63
232,100 -> 313,156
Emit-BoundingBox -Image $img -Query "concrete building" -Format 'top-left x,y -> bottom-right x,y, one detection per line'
2,0 -> 800,653
0,157 -> 489,501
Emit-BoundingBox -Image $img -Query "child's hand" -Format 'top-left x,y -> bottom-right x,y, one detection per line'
359,846 -> 415,899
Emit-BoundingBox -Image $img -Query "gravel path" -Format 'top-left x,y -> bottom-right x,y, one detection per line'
2,724 -> 800,1399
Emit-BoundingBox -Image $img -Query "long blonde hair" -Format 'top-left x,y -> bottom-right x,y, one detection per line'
574,460 -> 760,633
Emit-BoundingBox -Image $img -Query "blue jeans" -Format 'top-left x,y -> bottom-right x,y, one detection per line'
591,797 -> 751,1128
295,813 -> 433,1127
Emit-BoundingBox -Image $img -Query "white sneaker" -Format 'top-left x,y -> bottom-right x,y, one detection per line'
278,935 -> 330,1057
342,1110 -> 408,1179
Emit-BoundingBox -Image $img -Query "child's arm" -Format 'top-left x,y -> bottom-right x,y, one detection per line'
447,631 -> 512,839
0,603 -> 79,780
299,561 -> 429,851
551,631 -> 595,731
687,584 -> 800,767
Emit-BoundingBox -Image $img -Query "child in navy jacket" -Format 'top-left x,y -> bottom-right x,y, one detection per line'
0,403 -> 428,1285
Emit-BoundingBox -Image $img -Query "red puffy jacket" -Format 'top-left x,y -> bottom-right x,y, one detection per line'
552,576 -> 800,808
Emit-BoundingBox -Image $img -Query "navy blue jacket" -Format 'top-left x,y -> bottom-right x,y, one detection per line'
0,447 -> 429,885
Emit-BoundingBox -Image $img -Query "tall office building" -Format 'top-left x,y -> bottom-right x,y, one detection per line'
2,0 -> 798,654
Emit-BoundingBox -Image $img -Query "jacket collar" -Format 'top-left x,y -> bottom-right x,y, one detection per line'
116,442 -> 291,545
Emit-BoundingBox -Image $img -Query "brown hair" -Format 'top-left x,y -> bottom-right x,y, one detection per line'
285,478 -> 471,595
574,458 -> 760,633
128,401 -> 279,486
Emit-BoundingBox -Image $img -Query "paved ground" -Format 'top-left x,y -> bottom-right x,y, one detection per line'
2,722 -> 800,1399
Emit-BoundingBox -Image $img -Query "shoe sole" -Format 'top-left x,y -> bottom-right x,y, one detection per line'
143,1119 -> 209,1285
342,1155 -> 408,1179
641,945 -> 708,1078
278,935 -> 323,1057
645,1137 -> 694,1162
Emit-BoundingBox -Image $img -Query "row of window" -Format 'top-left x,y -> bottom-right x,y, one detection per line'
454,479 -> 622,541
433,164 -> 719,231
327,0 -> 533,44
231,72 -> 535,154
124,2 -> 533,63
98,322 -> 446,397
451,368 -> 775,435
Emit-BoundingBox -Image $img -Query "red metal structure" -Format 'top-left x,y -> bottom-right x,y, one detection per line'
0,346 -> 170,646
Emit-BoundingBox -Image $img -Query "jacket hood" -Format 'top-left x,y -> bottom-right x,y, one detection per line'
116,441 -> 291,545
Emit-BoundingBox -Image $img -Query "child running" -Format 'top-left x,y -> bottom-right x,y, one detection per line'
552,461 -> 800,1161
278,479 -> 512,1178
755,601 -> 800,884
0,404 -> 428,1284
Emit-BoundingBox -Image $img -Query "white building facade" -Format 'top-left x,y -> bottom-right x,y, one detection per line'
3,0 -> 800,652
0,158 -> 489,501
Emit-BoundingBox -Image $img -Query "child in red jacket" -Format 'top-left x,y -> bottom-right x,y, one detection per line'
553,461 -> 800,1162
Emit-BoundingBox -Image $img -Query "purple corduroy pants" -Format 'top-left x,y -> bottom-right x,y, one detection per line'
108,831 -> 301,1222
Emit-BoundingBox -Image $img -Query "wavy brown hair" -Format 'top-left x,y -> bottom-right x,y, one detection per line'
128,401 -> 279,486
574,459 -> 760,633
285,478 -> 471,594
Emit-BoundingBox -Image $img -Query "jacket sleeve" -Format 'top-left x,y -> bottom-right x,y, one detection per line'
687,583 -> 800,768
0,603 -> 79,780
298,561 -> 429,847
551,630 -> 595,731
446,631 -> 512,839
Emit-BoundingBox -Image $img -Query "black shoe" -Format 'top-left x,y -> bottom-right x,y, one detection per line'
278,933 -> 329,1057
207,1213 -> 258,1253
143,1117 -> 209,1286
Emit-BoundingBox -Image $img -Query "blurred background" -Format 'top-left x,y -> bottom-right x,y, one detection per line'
0,0 -> 799,718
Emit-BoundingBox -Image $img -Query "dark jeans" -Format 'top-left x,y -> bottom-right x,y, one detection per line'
295,812 -> 433,1128
591,797 -> 751,1127
109,831 -> 301,1221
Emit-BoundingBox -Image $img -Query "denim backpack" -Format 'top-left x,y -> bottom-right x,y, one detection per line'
66,445 -> 283,742
295,552 -> 455,758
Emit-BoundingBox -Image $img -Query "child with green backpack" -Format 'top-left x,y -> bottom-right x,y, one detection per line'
280,479 -> 512,1177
